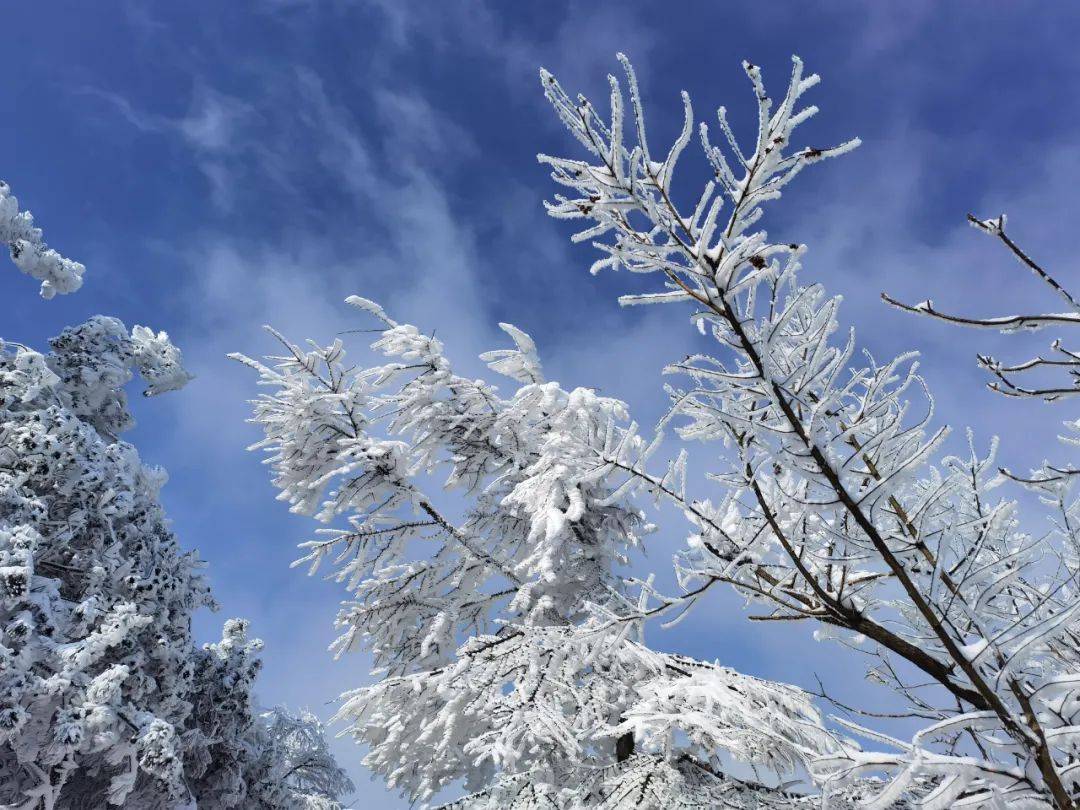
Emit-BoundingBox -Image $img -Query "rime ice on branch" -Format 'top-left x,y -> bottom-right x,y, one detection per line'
0,180 -> 84,299
541,52 -> 1080,810
885,213 -> 1080,402
237,50 -> 1080,809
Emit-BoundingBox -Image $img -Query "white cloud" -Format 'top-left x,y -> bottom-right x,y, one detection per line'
84,82 -> 249,153
356,0 -> 658,104
178,86 -> 253,152
374,89 -> 478,159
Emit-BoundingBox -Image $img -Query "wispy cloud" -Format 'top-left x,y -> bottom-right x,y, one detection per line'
83,82 -> 253,212
178,85 -> 254,152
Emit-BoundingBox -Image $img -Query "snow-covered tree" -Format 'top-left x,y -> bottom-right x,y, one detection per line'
535,53 -> 1080,809
231,107 -> 844,810
0,181 -> 348,809
243,706 -> 354,810
185,623 -> 353,809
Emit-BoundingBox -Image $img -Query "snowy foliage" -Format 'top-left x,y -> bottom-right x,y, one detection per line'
0,315 -> 204,807
233,298 -> 841,804
0,205 -> 347,808
539,53 -> 1080,810
185,623 -> 353,809
245,706 -> 355,810
0,181 -> 84,299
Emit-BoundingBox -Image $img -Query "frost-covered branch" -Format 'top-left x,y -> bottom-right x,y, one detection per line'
884,214 -> 1080,402
0,180 -> 85,298
227,49 -> 1080,810
541,54 -> 1080,808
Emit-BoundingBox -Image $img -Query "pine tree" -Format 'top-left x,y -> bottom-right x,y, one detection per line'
0,181 -> 351,808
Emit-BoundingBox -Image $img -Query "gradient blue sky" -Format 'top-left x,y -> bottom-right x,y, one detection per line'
5,2 -> 1080,805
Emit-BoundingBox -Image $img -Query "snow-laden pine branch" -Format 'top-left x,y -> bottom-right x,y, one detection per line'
233,298 -> 845,807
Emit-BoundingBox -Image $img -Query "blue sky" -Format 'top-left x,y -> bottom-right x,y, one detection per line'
5,2 -> 1080,804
